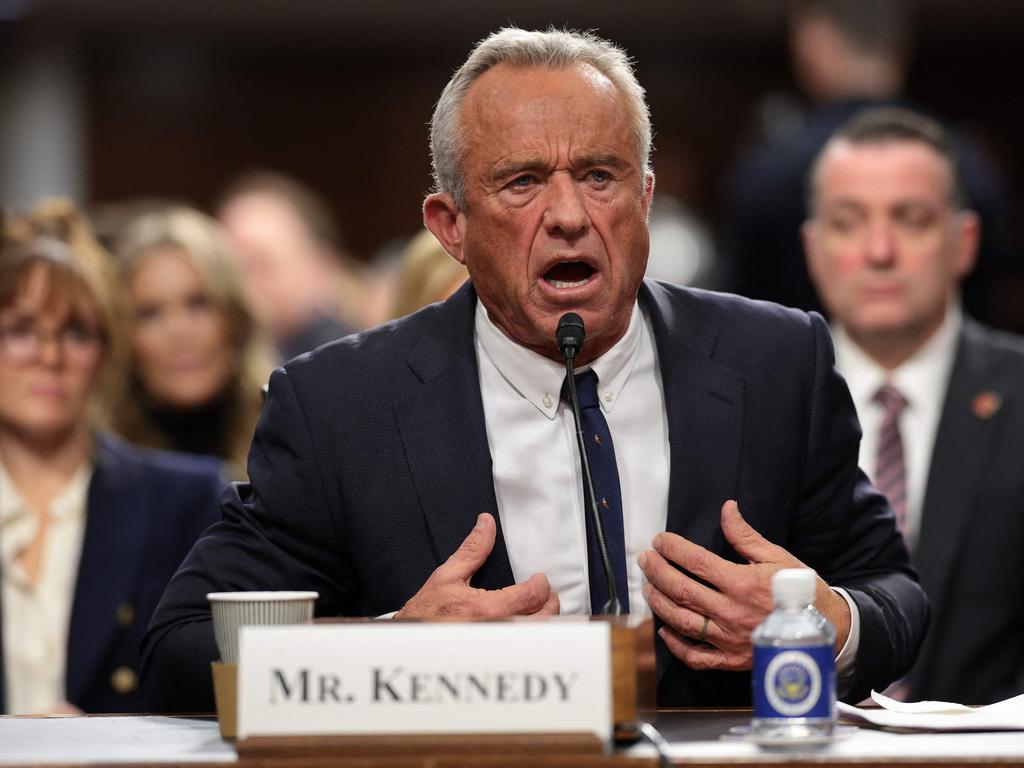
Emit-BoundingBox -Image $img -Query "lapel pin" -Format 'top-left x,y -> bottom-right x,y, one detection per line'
972,391 -> 1001,420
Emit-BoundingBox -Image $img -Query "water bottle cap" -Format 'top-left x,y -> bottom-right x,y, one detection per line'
772,568 -> 816,607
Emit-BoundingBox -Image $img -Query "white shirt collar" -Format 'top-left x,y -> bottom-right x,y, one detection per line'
474,300 -> 644,420
832,304 -> 963,412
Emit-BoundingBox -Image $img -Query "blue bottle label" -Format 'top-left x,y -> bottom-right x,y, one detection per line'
753,645 -> 835,719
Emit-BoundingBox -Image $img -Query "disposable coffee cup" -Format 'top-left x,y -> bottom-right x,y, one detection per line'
207,591 -> 318,665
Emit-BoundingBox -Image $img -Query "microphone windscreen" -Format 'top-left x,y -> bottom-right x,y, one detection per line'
556,312 -> 585,356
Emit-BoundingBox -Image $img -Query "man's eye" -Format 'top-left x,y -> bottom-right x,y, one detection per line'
509,175 -> 536,189
826,216 -> 859,234
896,208 -> 936,230
588,169 -> 611,184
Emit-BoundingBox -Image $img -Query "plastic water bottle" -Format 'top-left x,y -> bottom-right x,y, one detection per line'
751,568 -> 837,741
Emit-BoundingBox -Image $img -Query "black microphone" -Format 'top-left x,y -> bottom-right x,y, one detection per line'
556,313 -> 623,616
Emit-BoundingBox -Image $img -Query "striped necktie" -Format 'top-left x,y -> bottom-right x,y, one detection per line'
873,383 -> 909,535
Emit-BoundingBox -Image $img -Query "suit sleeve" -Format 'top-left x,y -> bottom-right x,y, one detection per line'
792,313 -> 930,703
141,366 -> 355,712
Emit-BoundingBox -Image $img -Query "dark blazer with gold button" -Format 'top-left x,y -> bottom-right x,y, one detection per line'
907,319 -> 1024,704
0,433 -> 223,713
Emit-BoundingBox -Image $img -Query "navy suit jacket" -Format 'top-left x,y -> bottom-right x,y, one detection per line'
0,433 -> 223,713
908,319 -> 1024,704
143,280 -> 927,711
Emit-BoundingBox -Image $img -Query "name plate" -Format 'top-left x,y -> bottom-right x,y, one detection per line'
237,621 -> 611,742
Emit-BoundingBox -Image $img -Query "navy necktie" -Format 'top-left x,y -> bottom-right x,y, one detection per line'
563,370 -> 630,614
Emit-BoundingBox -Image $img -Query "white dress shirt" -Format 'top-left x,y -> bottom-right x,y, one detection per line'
475,299 -> 859,677
0,461 -> 91,714
832,306 -> 961,551
476,300 -> 669,616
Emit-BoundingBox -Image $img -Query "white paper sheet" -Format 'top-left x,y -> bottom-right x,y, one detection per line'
0,716 -> 235,764
838,691 -> 1024,731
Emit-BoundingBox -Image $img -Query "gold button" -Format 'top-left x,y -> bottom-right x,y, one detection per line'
116,602 -> 134,627
111,666 -> 138,695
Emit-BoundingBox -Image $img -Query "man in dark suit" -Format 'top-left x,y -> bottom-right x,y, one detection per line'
721,0 -> 1011,326
804,107 -> 1024,704
143,28 -> 927,712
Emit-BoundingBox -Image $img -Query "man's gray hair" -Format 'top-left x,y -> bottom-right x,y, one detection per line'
430,27 -> 652,209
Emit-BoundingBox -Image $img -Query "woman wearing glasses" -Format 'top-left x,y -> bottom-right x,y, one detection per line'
0,201 -> 222,714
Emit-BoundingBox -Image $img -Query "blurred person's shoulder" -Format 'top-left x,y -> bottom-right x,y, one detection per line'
963,316 -> 1024,369
280,283 -> 476,386
95,431 -> 225,488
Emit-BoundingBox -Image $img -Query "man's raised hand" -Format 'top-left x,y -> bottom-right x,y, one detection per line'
639,500 -> 850,671
396,513 -> 560,619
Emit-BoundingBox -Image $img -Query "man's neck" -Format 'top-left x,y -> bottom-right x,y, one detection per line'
845,310 -> 951,373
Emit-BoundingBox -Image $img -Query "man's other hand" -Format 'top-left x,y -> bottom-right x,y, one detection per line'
395,513 -> 560,619
639,500 -> 851,671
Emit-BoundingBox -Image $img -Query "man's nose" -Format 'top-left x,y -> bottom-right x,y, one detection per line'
864,223 -> 897,267
542,173 -> 590,238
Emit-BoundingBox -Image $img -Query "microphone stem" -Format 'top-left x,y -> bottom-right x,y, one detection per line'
564,356 -> 623,616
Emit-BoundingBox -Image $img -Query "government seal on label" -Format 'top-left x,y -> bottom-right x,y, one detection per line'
764,650 -> 822,716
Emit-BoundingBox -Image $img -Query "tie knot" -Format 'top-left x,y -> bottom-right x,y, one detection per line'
562,369 -> 600,409
873,383 -> 908,414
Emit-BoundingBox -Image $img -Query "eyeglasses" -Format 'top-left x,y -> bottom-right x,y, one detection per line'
0,320 -> 102,367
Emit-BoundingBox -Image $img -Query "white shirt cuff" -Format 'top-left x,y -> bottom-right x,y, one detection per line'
831,587 -> 860,695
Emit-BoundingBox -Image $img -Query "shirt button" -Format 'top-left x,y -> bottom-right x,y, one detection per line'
542,394 -> 553,408
604,391 -> 615,403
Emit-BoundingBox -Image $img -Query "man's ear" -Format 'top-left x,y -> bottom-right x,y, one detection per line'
801,219 -> 822,281
954,210 -> 980,280
423,192 -> 467,265
641,171 -> 655,219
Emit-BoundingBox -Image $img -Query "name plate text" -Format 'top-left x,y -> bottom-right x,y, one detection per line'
237,621 -> 611,741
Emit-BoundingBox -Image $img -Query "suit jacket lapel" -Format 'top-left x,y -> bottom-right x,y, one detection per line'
915,321 -> 999,646
392,285 -> 514,591
641,283 -> 744,684
641,283 -> 745,554
65,436 -> 150,704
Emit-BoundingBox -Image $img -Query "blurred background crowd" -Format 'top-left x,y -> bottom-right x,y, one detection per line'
1,0 -> 1023,714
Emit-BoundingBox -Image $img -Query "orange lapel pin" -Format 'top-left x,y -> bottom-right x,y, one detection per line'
972,391 -> 1002,420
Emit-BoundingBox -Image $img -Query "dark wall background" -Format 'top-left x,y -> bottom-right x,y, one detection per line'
3,1 -> 1023,274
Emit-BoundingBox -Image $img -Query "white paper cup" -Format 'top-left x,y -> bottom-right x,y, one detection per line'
207,591 -> 318,665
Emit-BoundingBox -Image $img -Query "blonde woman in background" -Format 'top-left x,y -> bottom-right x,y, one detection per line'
111,207 -> 273,479
389,229 -> 469,320
0,200 -> 222,713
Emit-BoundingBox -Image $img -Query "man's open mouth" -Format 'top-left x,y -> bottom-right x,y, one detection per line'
543,261 -> 596,289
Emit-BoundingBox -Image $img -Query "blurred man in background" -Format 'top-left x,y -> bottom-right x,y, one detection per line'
804,107 -> 1024,704
217,171 -> 367,361
723,0 -> 1012,329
